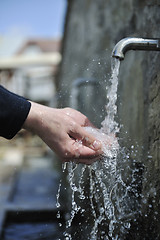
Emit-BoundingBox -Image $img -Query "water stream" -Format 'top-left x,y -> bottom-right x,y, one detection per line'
56,58 -> 142,240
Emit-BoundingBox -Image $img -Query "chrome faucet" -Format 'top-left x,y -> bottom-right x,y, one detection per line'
112,37 -> 160,60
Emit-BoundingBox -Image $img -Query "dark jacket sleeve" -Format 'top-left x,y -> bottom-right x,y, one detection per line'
0,85 -> 31,139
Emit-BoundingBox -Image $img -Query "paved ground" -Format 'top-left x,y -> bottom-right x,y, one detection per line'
0,134 -> 62,239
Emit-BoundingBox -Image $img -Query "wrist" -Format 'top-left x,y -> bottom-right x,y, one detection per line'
23,101 -> 43,134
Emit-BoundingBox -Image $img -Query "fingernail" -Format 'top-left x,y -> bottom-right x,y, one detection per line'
92,140 -> 101,150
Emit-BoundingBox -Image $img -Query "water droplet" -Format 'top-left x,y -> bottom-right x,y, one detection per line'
56,202 -> 60,208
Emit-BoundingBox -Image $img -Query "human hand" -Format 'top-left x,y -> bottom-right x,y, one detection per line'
84,126 -> 119,158
23,102 -> 102,164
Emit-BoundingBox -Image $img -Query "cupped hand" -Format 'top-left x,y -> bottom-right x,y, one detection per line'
23,103 -> 102,164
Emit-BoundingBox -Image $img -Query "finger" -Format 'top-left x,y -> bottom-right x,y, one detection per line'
62,154 -> 100,165
64,158 -> 98,165
69,139 -> 102,158
74,155 -> 101,164
69,125 -> 102,151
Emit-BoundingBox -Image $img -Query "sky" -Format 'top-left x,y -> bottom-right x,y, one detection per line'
0,0 -> 67,38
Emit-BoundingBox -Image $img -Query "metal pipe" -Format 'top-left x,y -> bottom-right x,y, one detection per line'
112,37 -> 160,60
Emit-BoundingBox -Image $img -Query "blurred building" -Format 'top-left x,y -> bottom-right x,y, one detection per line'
0,38 -> 61,106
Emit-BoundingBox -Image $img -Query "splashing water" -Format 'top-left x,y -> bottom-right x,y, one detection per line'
57,58 -> 141,240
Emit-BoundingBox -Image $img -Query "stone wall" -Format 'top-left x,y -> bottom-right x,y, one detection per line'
57,0 -> 160,238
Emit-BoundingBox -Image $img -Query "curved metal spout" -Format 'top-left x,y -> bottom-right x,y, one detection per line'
112,37 -> 160,60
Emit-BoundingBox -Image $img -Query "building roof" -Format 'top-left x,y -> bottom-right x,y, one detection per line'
16,38 -> 61,55
0,38 -> 62,69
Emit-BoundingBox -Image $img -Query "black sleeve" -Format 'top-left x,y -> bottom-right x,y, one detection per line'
0,85 -> 31,139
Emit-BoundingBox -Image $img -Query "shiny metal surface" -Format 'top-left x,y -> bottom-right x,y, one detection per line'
112,37 -> 160,60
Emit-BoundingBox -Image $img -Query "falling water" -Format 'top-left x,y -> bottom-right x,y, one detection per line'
56,58 -> 142,240
101,58 -> 120,135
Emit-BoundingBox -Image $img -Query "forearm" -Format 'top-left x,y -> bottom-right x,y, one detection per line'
23,101 -> 42,134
